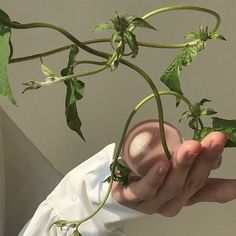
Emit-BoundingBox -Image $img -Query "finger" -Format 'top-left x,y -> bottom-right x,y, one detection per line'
112,158 -> 170,205
186,178 -> 236,205
151,140 -> 201,206
183,132 -> 227,196
153,132 -> 226,217
130,140 -> 200,215
212,156 -> 222,170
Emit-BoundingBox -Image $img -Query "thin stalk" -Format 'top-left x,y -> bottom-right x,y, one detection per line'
75,60 -> 106,66
0,17 -> 171,159
9,39 -> 198,64
30,58 -> 113,88
59,89 -> 192,228
120,59 -> 172,160
198,117 -> 204,130
60,94 -> 140,227
7,6 -> 221,64
142,5 -> 221,33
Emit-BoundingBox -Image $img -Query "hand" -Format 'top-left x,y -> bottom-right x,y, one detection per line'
112,132 -> 236,216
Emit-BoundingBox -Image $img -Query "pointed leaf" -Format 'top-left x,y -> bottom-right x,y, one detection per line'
0,9 -> 16,105
68,44 -> 79,67
200,107 -> 217,116
22,80 -> 42,94
111,31 -> 119,49
93,22 -> 113,33
41,64 -> 54,77
160,46 -> 199,95
209,32 -> 226,41
184,32 -> 199,40
123,31 -> 139,58
130,17 -> 157,31
189,118 -> 198,130
179,110 -> 192,122
62,45 -> 85,141
64,80 -> 85,140
199,98 -> 211,106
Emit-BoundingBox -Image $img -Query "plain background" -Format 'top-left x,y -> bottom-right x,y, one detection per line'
1,0 -> 236,235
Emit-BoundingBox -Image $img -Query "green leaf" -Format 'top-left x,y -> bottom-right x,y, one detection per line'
179,110 -> 191,122
123,31 -> 139,58
189,118 -> 198,130
200,107 -> 217,116
0,9 -> 16,105
199,98 -> 211,106
41,64 -> 54,77
111,31 -> 119,49
209,32 -> 226,41
62,45 -> 85,141
105,159 -> 131,186
115,160 -> 131,185
22,80 -> 42,94
103,175 -> 112,184
73,230 -> 82,236
93,22 -> 113,33
212,117 -> 236,147
64,80 -> 85,140
68,44 -> 79,69
129,17 -> 157,31
193,127 -> 213,141
184,32 -> 199,40
160,46 -> 199,96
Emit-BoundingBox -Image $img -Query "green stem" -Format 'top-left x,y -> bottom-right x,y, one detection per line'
59,89 -> 192,228
61,96 -> 139,227
198,117 -> 204,130
120,59 -> 172,160
0,17 -> 171,160
9,39 -> 198,64
147,91 -> 192,108
75,60 -> 106,66
142,5 -> 221,32
0,19 -> 110,60
7,6 -> 221,64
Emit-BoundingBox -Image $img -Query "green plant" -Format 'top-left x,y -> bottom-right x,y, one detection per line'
0,5 -> 235,235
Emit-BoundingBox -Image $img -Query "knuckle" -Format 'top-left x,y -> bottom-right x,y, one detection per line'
168,185 -> 183,198
185,178 -> 205,193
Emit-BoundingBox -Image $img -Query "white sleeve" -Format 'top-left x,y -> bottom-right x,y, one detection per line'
22,143 -> 143,236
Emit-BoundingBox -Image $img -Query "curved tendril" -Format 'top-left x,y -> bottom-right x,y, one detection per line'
142,5 -> 221,32
120,59 -> 172,160
8,6 -> 221,64
9,39 -> 197,64
0,16 -> 171,159
60,89 -> 192,228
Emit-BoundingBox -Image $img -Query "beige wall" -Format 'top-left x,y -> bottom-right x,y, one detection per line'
1,0 -> 236,235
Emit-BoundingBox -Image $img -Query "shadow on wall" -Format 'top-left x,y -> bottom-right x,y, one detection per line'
0,107 -> 63,236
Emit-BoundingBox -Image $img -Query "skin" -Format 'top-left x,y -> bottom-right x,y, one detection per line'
112,131 -> 236,216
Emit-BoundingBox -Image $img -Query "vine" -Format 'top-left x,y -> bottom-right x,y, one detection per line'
0,5 -> 235,235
